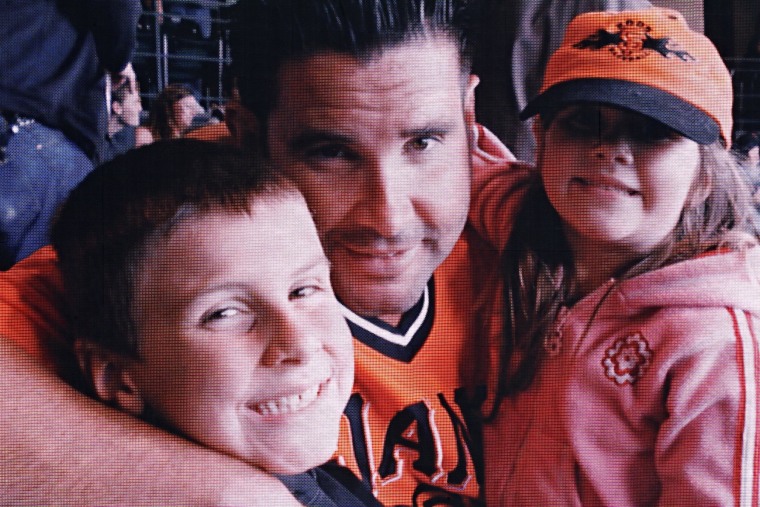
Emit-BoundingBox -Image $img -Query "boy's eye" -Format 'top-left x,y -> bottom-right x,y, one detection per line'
289,285 -> 318,300
201,307 -> 241,324
305,144 -> 353,161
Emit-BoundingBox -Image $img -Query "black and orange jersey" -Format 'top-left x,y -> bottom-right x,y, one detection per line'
334,227 -> 502,507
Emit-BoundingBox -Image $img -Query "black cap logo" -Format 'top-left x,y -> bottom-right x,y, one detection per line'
573,19 -> 694,62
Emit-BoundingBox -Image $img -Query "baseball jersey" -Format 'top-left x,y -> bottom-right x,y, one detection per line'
333,227 -> 503,507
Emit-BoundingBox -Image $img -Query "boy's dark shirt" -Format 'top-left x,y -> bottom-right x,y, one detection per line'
279,463 -> 383,507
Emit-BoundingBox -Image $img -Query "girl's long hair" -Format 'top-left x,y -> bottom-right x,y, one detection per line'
491,142 -> 760,415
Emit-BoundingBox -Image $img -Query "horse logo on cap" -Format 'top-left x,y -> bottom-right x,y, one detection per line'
573,18 -> 694,62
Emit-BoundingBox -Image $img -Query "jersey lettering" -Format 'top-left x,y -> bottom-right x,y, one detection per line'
342,387 -> 487,500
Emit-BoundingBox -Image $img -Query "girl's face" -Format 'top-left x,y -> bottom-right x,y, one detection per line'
538,104 -> 702,261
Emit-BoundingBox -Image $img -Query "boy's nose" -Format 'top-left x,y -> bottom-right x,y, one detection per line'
261,311 -> 322,366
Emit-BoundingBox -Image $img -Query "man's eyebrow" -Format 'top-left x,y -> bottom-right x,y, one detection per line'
400,121 -> 457,138
288,130 -> 354,152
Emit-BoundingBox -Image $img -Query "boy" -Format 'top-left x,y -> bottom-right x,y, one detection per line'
51,139 -> 380,507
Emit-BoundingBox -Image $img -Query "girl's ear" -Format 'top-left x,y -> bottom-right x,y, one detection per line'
74,340 -> 145,416
686,162 -> 712,208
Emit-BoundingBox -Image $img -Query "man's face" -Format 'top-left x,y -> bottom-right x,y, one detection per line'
265,37 -> 476,323
128,193 -> 354,474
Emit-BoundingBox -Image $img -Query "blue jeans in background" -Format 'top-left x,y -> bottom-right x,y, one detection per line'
0,121 -> 93,269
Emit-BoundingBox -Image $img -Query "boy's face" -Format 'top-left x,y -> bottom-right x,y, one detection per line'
126,192 -> 354,474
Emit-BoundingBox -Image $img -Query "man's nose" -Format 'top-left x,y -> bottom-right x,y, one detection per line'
359,156 -> 416,238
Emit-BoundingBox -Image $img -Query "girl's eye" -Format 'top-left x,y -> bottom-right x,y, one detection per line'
630,119 -> 680,143
559,110 -> 601,137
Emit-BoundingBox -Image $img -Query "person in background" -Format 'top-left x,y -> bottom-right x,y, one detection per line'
96,76 -> 144,165
54,140 -> 380,507
135,83 -> 206,146
0,0 -> 141,269
472,8 -> 760,505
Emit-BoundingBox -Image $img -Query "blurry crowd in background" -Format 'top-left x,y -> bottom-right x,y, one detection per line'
4,0 -> 760,271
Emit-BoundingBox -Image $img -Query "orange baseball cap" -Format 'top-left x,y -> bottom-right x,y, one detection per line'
520,8 -> 733,146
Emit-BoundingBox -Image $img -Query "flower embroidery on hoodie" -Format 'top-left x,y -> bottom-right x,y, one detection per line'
602,333 -> 653,385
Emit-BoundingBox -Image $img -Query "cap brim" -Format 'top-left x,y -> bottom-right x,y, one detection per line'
519,78 -> 720,145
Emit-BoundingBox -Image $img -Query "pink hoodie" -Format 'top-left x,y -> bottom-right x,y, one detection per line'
471,126 -> 760,506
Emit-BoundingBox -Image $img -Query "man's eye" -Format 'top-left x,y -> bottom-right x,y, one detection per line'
406,136 -> 438,152
306,145 -> 349,160
290,286 -> 318,300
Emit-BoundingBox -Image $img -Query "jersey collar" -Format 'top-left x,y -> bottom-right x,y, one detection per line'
339,278 -> 436,362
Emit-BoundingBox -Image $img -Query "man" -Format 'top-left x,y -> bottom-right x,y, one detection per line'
96,76 -> 144,165
0,0 -> 141,268
0,1 -> 512,504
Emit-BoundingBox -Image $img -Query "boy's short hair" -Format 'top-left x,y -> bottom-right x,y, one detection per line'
52,139 -> 291,358
230,0 -> 477,132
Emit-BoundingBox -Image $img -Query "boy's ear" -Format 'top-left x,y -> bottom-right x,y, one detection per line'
464,74 -> 479,128
74,340 -> 145,416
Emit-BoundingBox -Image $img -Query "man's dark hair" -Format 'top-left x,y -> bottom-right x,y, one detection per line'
230,0 -> 477,129
52,139 -> 291,359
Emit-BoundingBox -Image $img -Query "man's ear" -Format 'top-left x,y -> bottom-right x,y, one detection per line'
111,100 -> 123,117
225,94 -> 260,152
74,340 -> 145,416
464,74 -> 480,145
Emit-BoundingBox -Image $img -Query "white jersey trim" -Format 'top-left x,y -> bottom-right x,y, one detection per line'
339,285 -> 430,347
733,309 -> 758,507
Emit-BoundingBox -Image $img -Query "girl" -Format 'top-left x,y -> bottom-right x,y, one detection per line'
472,8 -> 760,506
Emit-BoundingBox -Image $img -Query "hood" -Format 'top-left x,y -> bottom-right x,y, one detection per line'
612,246 -> 760,317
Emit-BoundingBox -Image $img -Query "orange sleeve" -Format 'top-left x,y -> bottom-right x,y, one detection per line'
0,246 -> 68,371
469,125 -> 533,252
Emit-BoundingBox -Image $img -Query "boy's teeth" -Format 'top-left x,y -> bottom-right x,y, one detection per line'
251,383 -> 322,415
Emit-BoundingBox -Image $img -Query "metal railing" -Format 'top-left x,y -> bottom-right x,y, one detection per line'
133,2 -> 235,110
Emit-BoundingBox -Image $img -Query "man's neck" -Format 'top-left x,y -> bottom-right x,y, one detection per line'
376,313 -> 404,328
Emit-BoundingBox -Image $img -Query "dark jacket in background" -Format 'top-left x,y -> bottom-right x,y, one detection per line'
0,0 -> 141,157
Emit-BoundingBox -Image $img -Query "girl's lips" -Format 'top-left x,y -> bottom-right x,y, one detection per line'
572,176 -> 640,196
